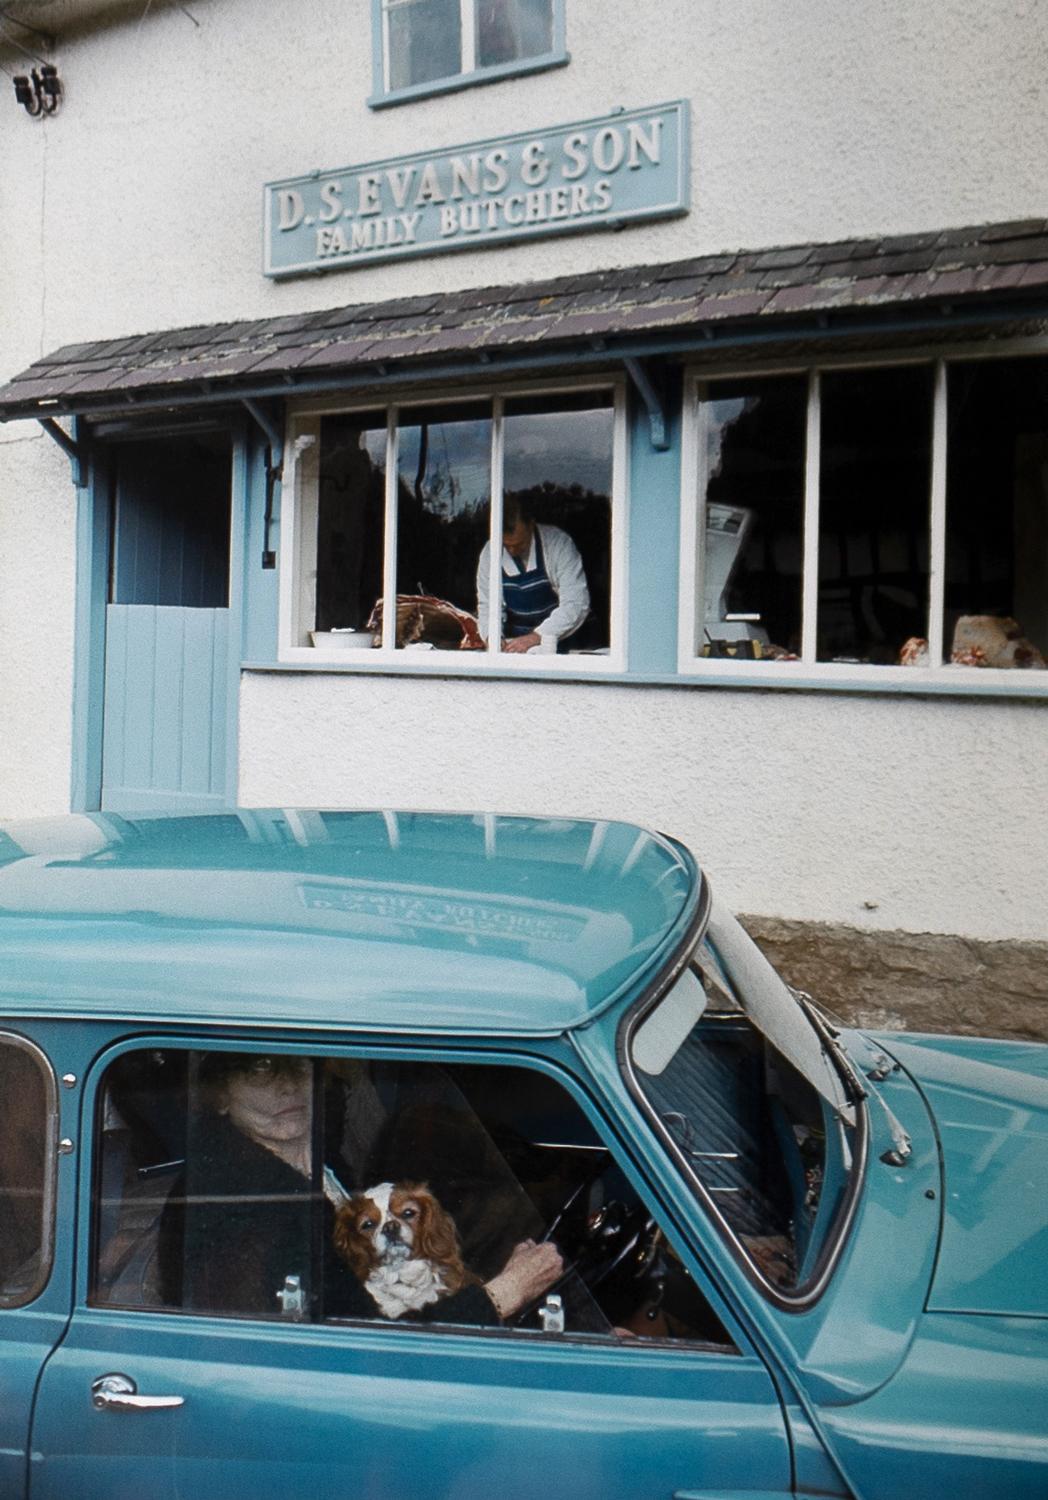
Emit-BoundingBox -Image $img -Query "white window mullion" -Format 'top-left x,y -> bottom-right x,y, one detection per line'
382,410 -> 399,652
460,0 -> 476,73
682,382 -> 708,660
800,370 -> 821,665
486,398 -> 504,655
927,359 -> 948,666
382,0 -> 393,92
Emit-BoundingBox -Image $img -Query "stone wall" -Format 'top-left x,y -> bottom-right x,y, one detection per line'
742,917 -> 1048,1043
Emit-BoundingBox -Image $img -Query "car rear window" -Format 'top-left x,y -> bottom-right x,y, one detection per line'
0,1034 -> 57,1306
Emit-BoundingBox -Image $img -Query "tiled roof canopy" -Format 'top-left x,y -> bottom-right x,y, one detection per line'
3,219 -> 1048,420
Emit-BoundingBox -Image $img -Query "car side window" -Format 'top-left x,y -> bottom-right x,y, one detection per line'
92,1048 -> 734,1350
0,1034 -> 56,1306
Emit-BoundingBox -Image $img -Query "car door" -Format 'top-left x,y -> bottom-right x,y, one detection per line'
29,1037 -> 795,1500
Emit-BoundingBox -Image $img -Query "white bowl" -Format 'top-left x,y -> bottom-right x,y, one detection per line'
310,630 -> 376,649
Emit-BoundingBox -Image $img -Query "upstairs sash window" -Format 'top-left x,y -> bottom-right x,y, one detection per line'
374,0 -> 566,105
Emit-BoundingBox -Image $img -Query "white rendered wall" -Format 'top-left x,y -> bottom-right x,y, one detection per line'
0,432 -> 76,814
239,673 -> 1048,944
0,0 -> 1046,359
1,0 -> 1047,931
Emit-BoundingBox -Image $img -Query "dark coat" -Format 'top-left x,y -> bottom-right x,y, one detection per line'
158,1114 -> 497,1326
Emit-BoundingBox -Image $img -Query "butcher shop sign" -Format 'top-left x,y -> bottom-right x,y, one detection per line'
263,100 -> 688,277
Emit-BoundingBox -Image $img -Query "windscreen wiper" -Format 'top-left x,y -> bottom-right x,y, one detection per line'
791,988 -> 912,1165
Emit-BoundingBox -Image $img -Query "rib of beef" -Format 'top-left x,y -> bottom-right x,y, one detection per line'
366,595 -> 485,650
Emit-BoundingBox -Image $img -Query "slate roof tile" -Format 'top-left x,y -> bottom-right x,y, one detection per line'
875,231 -> 942,253
927,267 -> 980,297
692,289 -> 774,321
979,219 -> 1048,242
805,240 -> 860,266
763,281 -> 857,315
645,275 -> 713,301
751,246 -> 814,271
972,262 -> 1031,292
653,253 -> 738,278
295,337 -> 382,370
758,263 -> 827,290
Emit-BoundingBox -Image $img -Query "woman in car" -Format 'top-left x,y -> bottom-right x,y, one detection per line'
157,1052 -> 561,1323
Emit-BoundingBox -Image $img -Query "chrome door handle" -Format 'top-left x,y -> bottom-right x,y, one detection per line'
91,1372 -> 185,1412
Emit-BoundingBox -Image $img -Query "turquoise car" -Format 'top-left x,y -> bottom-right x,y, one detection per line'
0,809 -> 1045,1500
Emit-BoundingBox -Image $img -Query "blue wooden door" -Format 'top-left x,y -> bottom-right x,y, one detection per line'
101,434 -> 235,812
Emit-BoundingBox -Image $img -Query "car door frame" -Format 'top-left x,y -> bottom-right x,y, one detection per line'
1,1020 -> 97,1500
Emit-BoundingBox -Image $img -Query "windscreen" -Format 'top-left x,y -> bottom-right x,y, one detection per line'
627,907 -> 860,1295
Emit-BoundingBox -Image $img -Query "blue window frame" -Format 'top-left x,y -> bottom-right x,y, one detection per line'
370,0 -> 568,109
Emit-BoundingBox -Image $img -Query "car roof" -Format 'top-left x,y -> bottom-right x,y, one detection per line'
0,809 -> 701,1037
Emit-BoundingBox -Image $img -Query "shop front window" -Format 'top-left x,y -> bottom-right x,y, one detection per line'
686,354 -> 1048,677
374,0 -> 565,105
291,385 -> 621,667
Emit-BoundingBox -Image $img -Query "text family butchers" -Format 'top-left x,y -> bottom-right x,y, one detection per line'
275,116 -> 666,257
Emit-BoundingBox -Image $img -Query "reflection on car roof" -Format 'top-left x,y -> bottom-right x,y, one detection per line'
0,809 -> 700,1035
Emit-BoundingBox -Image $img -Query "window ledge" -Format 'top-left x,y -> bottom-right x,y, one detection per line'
274,646 -> 623,677
675,659 -> 1048,698
368,50 -> 569,109
244,656 -> 1048,698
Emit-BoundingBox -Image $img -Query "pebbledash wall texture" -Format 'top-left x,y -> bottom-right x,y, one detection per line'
1,0 -> 1047,1037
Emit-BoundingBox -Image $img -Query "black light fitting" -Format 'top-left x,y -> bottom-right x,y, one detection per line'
13,63 -> 61,117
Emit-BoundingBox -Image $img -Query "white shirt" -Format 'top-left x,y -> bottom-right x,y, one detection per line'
476,523 -> 590,644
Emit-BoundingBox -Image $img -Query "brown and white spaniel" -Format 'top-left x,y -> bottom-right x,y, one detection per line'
333,1181 -> 473,1319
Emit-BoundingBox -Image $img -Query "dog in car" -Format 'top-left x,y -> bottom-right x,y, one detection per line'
333,1180 -> 474,1319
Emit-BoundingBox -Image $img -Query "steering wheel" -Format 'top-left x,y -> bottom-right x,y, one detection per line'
537,1151 -> 611,1250
567,1202 -> 662,1292
511,1191 -> 663,1326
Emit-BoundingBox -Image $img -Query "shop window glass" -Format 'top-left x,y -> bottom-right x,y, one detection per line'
499,393 -> 613,651
817,366 -> 932,665
377,0 -> 561,102
0,1036 -> 55,1307
945,357 -> 1048,668
314,415 -> 386,636
699,377 -> 806,661
396,403 -> 491,648
92,1047 -> 733,1350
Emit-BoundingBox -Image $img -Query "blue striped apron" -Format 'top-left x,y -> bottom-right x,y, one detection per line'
502,530 -> 559,638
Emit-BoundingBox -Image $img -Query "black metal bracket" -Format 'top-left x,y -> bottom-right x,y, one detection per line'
624,357 -> 669,451
242,397 -> 285,473
38,416 -> 88,486
243,398 -> 284,569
